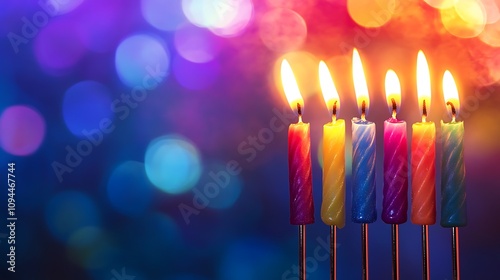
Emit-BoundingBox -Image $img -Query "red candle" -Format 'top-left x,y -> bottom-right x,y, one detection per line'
281,59 -> 314,225
411,51 -> 436,225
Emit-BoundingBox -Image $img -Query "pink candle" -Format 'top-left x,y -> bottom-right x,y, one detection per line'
289,121 -> 314,224
382,70 -> 408,224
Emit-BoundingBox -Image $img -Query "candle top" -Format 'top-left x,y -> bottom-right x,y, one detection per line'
385,117 -> 404,124
352,117 -> 374,125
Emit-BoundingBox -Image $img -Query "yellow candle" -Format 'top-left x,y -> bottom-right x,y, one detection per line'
322,119 -> 346,227
319,61 -> 346,228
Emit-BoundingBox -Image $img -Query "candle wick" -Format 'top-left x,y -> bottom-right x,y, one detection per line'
422,99 -> 427,123
332,101 -> 337,123
391,98 -> 397,119
446,101 -> 456,122
361,100 -> 366,121
297,103 -> 302,123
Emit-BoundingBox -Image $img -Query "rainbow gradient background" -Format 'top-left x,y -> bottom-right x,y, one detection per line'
1,0 -> 500,279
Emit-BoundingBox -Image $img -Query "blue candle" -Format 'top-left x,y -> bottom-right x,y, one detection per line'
352,118 -> 377,223
440,70 -> 467,227
351,49 -> 377,223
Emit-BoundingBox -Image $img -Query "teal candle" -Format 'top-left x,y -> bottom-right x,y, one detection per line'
440,71 -> 467,227
440,120 -> 466,227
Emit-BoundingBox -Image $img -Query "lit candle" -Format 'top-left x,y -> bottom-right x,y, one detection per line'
319,61 -> 345,228
411,50 -> 436,280
280,59 -> 315,225
382,70 -> 408,224
440,70 -> 467,227
351,49 -> 376,223
411,51 -> 436,225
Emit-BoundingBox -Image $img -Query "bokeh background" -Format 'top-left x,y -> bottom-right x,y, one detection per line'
1,0 -> 500,279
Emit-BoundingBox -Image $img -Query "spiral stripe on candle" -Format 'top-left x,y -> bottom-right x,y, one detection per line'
382,121 -> 408,224
411,123 -> 436,225
288,123 -> 315,225
321,128 -> 345,227
352,121 -> 377,223
440,122 -> 467,227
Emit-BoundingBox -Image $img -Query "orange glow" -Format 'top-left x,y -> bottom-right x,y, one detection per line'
440,0 -> 486,38
417,51 -> 431,122
424,0 -> 457,10
443,70 -> 461,121
352,49 -> 370,120
280,59 -> 304,117
384,69 -> 401,118
319,61 -> 340,120
347,0 -> 397,28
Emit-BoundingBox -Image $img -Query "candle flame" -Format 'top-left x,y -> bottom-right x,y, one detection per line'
352,49 -> 370,120
417,50 -> 431,122
319,61 -> 340,120
443,70 -> 460,122
280,59 -> 304,118
385,69 -> 401,119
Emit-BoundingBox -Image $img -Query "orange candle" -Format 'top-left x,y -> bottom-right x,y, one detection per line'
411,51 -> 436,225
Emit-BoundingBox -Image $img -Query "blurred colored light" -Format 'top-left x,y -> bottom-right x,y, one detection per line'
456,0 -> 486,25
259,8 -> 307,53
479,20 -> 500,47
467,108 -> 500,157
424,0 -> 457,9
67,227 -> 116,269
48,0 -> 84,15
34,19 -> 86,74
266,0 -> 318,11
62,81 -> 113,137
440,0 -> 486,38
107,161 -> 153,216
115,34 -> 170,87
219,237 -> 285,280
0,105 -> 45,156
67,226 -> 102,249
204,162 -> 243,209
45,191 -> 101,242
142,0 -> 186,31
173,55 -> 220,90
208,0 -> 253,37
145,135 -> 202,194
347,0 -> 397,28
482,0 -> 500,24
174,23 -> 221,63
124,213 -> 182,266
77,0 -> 125,53
182,0 -> 253,37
